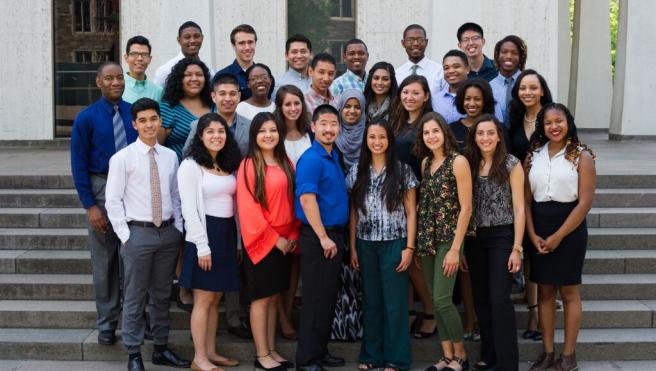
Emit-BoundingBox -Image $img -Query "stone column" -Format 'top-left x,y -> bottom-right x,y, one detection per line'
0,0 -> 53,140
568,0 -> 613,129
610,0 -> 656,138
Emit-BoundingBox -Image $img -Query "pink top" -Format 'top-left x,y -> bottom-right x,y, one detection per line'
236,159 -> 300,264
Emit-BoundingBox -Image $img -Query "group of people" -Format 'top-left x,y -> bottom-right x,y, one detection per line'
70,19 -> 596,371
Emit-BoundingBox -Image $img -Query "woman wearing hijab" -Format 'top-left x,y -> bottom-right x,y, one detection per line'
336,89 -> 367,169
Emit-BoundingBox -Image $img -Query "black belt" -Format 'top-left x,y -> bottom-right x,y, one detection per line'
302,223 -> 346,233
90,172 -> 108,179
128,219 -> 174,228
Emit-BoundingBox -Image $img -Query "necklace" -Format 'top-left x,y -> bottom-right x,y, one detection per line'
524,114 -> 537,124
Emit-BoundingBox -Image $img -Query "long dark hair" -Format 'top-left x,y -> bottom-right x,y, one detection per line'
185,113 -> 241,172
162,57 -> 213,107
390,75 -> 433,134
414,112 -> 459,160
363,62 -> 398,107
245,63 -> 275,100
464,114 -> 510,185
242,112 -> 295,210
526,103 -> 595,168
351,118 -> 408,214
273,84 -> 310,136
454,78 -> 495,116
507,69 -> 553,135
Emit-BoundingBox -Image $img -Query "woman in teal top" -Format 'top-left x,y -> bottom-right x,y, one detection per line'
159,57 -> 214,161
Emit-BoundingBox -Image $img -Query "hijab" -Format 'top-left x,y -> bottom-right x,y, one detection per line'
335,89 -> 366,168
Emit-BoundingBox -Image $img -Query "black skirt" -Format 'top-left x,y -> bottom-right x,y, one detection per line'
243,247 -> 290,301
528,201 -> 587,285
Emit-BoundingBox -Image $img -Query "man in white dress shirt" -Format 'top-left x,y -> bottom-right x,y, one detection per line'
154,21 -> 214,87
105,98 -> 190,371
395,24 -> 445,98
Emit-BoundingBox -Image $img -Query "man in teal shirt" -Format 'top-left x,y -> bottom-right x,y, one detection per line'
122,36 -> 163,103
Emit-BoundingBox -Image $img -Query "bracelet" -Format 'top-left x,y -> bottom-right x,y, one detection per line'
512,244 -> 523,253
406,246 -> 416,251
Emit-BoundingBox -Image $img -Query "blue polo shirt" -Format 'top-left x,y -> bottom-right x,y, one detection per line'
216,59 -> 251,101
468,55 -> 498,82
295,140 -> 349,227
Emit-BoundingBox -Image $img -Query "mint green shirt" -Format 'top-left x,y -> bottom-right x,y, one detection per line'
122,72 -> 163,104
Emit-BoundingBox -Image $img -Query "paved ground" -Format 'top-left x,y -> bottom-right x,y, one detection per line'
1,360 -> 656,371
0,131 -> 655,176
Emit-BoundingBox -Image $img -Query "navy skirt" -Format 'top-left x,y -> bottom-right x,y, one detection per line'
529,201 -> 587,286
179,215 -> 240,292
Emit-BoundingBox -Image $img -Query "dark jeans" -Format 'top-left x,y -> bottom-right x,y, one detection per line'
466,226 -> 518,371
296,225 -> 345,367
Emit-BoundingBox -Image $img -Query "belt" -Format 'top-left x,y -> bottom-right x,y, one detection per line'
90,172 -> 108,179
302,223 -> 346,233
128,219 -> 174,228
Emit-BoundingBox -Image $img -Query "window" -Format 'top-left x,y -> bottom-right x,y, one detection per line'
330,0 -> 353,20
73,0 -> 91,32
94,0 -> 115,33
73,0 -> 116,33
74,50 -> 92,63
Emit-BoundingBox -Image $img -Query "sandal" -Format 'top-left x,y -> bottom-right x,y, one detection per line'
425,356 -> 452,371
358,363 -> 378,370
409,310 -> 421,333
443,356 -> 469,371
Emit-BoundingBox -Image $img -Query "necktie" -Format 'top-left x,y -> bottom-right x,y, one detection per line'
410,64 -> 419,76
148,148 -> 162,227
113,105 -> 127,151
504,77 -> 513,120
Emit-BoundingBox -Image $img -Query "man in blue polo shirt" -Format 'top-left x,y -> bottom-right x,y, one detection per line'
216,24 -> 257,101
457,22 -> 498,82
295,105 -> 348,371
70,61 -> 138,346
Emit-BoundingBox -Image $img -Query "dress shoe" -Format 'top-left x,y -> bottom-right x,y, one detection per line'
152,348 -> 191,368
97,330 -> 116,345
227,323 -> 252,339
319,352 -> 345,367
296,364 -> 326,371
128,354 -> 145,371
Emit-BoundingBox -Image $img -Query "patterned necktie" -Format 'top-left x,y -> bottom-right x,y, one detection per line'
148,148 -> 162,227
505,77 -> 513,120
113,105 -> 127,151
410,64 -> 419,76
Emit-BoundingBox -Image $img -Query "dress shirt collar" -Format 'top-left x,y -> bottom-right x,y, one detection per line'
125,72 -> 149,88
502,69 -> 522,85
480,55 -> 496,73
135,137 -> 161,155
538,141 -> 566,158
285,68 -> 308,80
99,96 -> 124,114
309,84 -> 332,100
311,139 -> 337,159
440,84 -> 456,97
343,69 -> 366,82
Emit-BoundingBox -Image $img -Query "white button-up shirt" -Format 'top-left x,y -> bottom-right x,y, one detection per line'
105,138 -> 183,243
396,56 -> 446,99
529,143 -> 580,203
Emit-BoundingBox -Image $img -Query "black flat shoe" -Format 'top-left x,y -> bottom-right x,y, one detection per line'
97,330 -> 116,345
253,352 -> 287,371
176,297 -> 193,313
128,354 -> 145,371
152,348 -> 191,368
320,352 -> 345,367
472,361 -> 494,370
413,314 -> 437,339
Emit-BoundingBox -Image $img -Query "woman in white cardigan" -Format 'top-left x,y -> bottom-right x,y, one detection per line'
178,113 -> 243,371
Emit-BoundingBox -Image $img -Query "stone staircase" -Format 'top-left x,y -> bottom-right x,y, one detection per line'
1,173 -> 656,363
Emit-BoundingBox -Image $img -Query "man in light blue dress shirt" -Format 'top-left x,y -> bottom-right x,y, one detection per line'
273,34 -> 313,98
122,36 -> 163,104
330,38 -> 369,96
489,35 -> 527,124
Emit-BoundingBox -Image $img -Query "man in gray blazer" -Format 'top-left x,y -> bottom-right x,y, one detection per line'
182,72 -> 252,339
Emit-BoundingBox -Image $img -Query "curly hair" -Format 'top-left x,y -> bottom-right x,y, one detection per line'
184,113 -> 241,173
245,63 -> 275,100
525,103 -> 595,169
390,75 -> 433,135
494,35 -> 527,72
454,78 -> 495,116
273,84 -> 310,136
162,57 -> 213,108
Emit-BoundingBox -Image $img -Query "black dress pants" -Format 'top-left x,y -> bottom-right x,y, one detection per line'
466,226 -> 519,371
296,224 -> 345,367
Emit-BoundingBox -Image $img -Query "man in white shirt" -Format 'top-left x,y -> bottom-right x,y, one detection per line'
154,21 -> 214,87
105,98 -> 189,371
395,24 -> 445,99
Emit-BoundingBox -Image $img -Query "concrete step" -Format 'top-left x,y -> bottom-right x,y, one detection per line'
588,228 -> 656,249
596,174 -> 656,189
0,175 -> 73,190
593,188 -> 656,207
0,228 -> 88,250
0,208 -> 86,228
584,250 -> 656,274
588,207 -> 656,228
0,189 -> 80,208
581,274 -> 656,300
0,274 -> 93,300
0,250 -> 91,274
0,299 -> 651,331
1,328 -> 656,362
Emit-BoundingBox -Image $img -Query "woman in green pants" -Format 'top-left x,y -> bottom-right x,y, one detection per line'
415,112 -> 473,371
347,118 -> 418,371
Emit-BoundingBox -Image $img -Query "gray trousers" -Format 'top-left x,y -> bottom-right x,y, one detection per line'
88,175 -> 121,332
121,224 -> 182,353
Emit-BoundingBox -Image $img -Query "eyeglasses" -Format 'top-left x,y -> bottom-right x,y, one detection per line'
127,52 -> 151,59
403,37 -> 427,45
249,75 -> 270,83
460,35 -> 482,44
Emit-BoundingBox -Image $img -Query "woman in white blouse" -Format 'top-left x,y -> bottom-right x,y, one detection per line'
236,63 -> 276,120
524,103 -> 595,371
270,84 -> 313,340
178,113 -> 243,371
